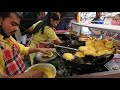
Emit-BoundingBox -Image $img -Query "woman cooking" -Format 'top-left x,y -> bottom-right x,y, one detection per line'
27,12 -> 63,64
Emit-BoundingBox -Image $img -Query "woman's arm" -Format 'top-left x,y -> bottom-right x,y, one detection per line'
28,48 -> 51,54
91,30 -> 101,35
44,26 -> 63,45
89,28 -> 102,35
54,38 -> 63,45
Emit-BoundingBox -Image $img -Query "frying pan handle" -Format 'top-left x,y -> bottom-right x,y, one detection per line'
93,54 -> 114,66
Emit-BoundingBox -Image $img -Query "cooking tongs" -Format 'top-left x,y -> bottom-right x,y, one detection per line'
54,44 -> 78,51
44,43 -> 78,51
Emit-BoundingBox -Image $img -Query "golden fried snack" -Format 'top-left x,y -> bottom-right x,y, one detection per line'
85,40 -> 95,47
96,50 -> 106,56
75,51 -> 85,58
90,36 -> 97,41
77,36 -> 115,57
95,43 -> 106,51
95,40 -> 105,47
63,53 -> 75,61
96,50 -> 113,56
42,52 -> 53,58
79,38 -> 89,41
79,34 -> 89,38
106,48 -> 115,53
105,40 -> 114,49
78,46 -> 88,52
78,34 -> 89,41
84,50 -> 96,56
102,38 -> 109,43
95,45 -> 106,51
89,47 -> 96,52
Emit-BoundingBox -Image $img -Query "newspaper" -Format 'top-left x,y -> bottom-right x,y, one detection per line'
104,54 -> 120,71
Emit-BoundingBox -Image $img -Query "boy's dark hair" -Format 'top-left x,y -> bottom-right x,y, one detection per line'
32,12 -> 60,34
0,12 -> 22,20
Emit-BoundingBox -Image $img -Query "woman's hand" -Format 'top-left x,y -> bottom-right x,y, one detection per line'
28,47 -> 53,54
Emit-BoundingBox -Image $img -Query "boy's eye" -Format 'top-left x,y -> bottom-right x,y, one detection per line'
11,22 -> 19,26
11,23 -> 16,26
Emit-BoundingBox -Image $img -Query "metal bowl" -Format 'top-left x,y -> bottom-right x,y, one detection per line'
25,63 -> 56,78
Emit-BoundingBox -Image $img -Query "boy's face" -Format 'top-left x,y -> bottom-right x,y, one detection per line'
111,15 -> 120,26
96,12 -> 102,18
50,19 -> 60,27
1,12 -> 20,36
38,12 -> 45,20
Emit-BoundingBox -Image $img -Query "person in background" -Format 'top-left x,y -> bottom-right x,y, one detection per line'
68,12 -> 78,28
104,14 -> 120,49
68,12 -> 91,36
36,12 -> 46,21
104,14 -> 120,40
91,12 -> 104,24
27,12 -> 62,64
89,12 -> 104,39
68,12 -> 80,35
26,12 -> 47,33
55,12 -> 69,30
0,12 -> 52,78
17,12 -> 47,46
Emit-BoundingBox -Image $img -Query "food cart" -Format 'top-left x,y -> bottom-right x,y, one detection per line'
24,22 -> 120,78
64,22 -> 120,78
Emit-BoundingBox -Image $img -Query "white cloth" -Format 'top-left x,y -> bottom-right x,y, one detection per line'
68,19 -> 76,27
81,27 -> 91,37
17,34 -> 27,44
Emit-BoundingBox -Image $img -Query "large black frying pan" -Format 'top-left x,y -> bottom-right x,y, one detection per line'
64,54 -> 114,70
56,40 -> 114,70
